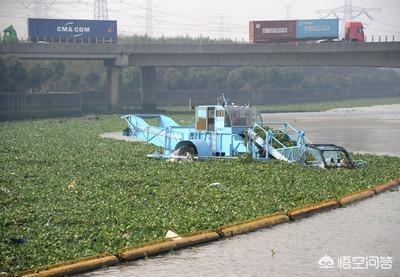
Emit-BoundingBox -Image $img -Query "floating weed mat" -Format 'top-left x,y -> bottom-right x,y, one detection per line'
1,115 -> 400,273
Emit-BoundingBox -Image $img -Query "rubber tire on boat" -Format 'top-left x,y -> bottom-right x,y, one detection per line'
176,145 -> 197,157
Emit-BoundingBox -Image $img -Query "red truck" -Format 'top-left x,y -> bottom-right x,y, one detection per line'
249,19 -> 365,43
344,21 -> 365,42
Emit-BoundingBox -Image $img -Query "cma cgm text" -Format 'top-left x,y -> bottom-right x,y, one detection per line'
56,26 -> 91,33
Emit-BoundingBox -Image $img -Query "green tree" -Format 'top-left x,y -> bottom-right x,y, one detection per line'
207,68 -> 228,89
187,68 -> 209,89
84,71 -> 100,90
7,57 -> 28,92
227,67 -> 259,90
45,61 -> 66,90
162,68 -> 185,89
122,66 -> 141,90
29,63 -> 45,92
0,57 -> 29,93
0,58 -> 11,92
66,71 -> 81,91
317,73 -> 341,90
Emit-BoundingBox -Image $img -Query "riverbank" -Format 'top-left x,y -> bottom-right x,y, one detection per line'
159,96 -> 400,114
255,97 -> 400,113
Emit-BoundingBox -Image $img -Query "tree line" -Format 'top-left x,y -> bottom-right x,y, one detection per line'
1,35 -> 400,94
0,57 -> 106,93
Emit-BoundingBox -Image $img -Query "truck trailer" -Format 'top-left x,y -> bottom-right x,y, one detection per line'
27,18 -> 117,43
249,19 -> 364,43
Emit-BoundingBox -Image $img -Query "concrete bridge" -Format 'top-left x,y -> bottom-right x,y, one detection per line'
1,42 -> 400,109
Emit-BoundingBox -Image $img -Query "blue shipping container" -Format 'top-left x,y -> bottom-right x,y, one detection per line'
296,19 -> 338,40
28,18 -> 117,42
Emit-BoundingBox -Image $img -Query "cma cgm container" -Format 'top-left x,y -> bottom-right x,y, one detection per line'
296,19 -> 338,40
28,18 -> 117,43
249,20 -> 296,43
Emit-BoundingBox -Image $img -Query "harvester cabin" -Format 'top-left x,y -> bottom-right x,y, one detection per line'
195,105 -> 257,133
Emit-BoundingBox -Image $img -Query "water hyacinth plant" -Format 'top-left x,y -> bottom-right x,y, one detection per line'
1,114 -> 399,273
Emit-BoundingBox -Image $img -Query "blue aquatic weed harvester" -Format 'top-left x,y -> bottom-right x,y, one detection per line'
122,95 -> 361,169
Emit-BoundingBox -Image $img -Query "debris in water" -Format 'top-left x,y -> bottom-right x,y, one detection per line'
165,230 -> 182,240
209,182 -> 225,190
10,237 -> 28,245
68,180 -> 77,189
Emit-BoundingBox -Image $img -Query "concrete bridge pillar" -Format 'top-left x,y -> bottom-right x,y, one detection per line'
107,66 -> 122,111
141,66 -> 157,109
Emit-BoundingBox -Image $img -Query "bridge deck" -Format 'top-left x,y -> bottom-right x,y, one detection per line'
1,42 -> 399,67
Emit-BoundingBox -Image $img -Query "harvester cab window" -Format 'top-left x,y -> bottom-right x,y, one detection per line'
225,106 -> 256,127
207,107 -> 215,131
216,110 -> 224,117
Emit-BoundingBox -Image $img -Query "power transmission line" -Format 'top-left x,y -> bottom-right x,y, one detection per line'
317,0 -> 380,21
218,15 -> 225,39
18,0 -> 55,18
94,0 -> 108,20
145,0 -> 153,37
282,0 -> 299,20
116,1 -> 245,33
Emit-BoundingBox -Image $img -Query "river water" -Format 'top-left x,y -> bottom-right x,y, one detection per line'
82,104 -> 400,277
263,104 -> 400,157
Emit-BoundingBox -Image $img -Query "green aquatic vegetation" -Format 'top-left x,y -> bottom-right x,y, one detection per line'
253,126 -> 297,148
0,115 -> 399,273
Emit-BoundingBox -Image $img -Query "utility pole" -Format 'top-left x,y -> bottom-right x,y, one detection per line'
218,15 -> 225,39
317,0 -> 380,38
94,0 -> 108,20
33,0 -> 49,18
282,0 -> 299,20
19,0 -> 56,18
33,0 -> 44,17
317,0 -> 380,21
145,0 -> 153,37
343,0 -> 352,21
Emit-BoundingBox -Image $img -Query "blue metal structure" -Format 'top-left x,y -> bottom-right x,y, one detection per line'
122,97 -> 360,169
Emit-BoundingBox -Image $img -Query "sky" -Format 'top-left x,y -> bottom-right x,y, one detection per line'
0,0 -> 399,41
